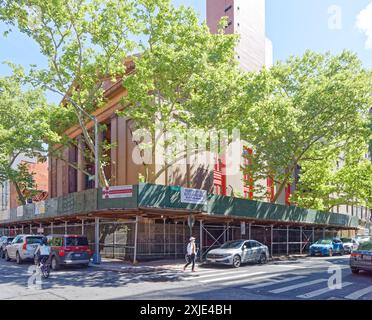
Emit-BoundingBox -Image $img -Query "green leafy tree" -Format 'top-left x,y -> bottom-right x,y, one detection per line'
0,0 -> 140,187
0,71 -> 58,205
119,0 -> 243,182
238,51 -> 371,209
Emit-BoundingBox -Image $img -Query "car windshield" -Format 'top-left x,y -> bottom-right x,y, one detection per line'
220,240 -> 244,249
341,238 -> 352,243
315,240 -> 332,245
26,237 -> 44,244
65,237 -> 89,246
358,242 -> 372,251
7,237 -> 14,242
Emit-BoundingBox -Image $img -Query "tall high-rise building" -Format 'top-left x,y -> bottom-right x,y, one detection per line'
206,0 -> 272,71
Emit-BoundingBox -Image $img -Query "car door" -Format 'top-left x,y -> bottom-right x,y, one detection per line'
333,239 -> 342,252
8,236 -> 20,258
250,241 -> 262,262
241,241 -> 254,263
14,236 -> 24,258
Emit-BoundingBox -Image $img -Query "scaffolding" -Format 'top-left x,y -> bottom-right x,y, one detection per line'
0,216 -> 356,263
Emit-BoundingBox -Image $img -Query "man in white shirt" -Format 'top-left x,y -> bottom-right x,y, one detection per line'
183,237 -> 197,272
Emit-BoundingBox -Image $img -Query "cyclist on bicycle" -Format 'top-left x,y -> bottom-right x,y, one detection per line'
34,236 -> 51,266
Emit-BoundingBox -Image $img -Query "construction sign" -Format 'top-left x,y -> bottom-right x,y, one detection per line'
102,185 -> 133,199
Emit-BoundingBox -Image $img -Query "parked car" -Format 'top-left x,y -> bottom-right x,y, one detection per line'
350,241 -> 372,274
206,239 -> 269,268
309,238 -> 344,256
46,235 -> 92,270
4,235 -> 44,264
0,236 -> 14,259
340,237 -> 359,254
355,236 -> 371,244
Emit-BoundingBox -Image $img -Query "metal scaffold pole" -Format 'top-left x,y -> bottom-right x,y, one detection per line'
287,226 -> 289,256
133,216 -> 138,265
93,217 -> 101,264
163,218 -> 166,256
199,220 -> 203,262
174,221 -> 177,260
312,227 -> 315,243
271,225 -> 274,257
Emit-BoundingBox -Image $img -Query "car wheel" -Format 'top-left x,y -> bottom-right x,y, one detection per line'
232,255 -> 241,268
4,250 -> 10,261
16,252 -> 22,264
351,268 -> 359,274
328,249 -> 333,257
51,256 -> 60,271
80,263 -> 89,268
258,253 -> 267,264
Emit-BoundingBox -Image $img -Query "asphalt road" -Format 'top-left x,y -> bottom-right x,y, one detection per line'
0,255 -> 371,300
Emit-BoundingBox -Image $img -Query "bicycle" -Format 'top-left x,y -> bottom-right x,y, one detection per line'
35,256 -> 51,279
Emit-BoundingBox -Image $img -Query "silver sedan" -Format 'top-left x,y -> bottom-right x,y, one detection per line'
206,239 -> 269,268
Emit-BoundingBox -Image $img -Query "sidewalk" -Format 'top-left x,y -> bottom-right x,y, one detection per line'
89,254 -> 310,273
89,258 -> 187,274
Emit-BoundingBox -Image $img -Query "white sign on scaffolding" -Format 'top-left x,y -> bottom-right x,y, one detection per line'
102,185 -> 133,199
35,201 -> 45,215
241,222 -> 246,235
16,206 -> 23,217
181,188 -> 207,205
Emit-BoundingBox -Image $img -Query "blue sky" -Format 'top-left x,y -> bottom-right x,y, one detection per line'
0,0 -> 371,84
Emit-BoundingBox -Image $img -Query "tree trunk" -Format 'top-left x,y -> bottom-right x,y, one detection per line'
14,181 -> 26,206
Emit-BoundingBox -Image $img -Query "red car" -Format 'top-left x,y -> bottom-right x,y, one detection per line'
46,235 -> 92,270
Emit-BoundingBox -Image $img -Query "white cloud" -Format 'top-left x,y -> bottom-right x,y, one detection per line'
356,2 -> 372,50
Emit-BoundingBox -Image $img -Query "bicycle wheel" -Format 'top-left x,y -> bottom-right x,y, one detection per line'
42,265 -> 50,279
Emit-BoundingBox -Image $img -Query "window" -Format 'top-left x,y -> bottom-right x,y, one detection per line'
213,155 -> 226,195
227,21 -> 232,27
16,236 -> 24,244
65,237 -> 88,247
68,145 -> 78,193
12,236 -> 20,244
26,236 -> 43,245
267,177 -> 274,202
51,237 -> 63,247
243,147 -> 253,199
285,183 -> 291,205
0,181 -> 9,210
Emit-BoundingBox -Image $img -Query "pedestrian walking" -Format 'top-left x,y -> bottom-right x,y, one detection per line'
184,237 -> 197,272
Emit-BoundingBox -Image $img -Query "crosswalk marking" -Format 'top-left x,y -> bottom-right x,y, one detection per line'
269,278 -> 327,294
297,282 -> 353,299
269,265 -> 308,269
219,274 -> 285,287
182,269 -> 264,281
344,285 -> 372,300
242,275 -> 307,289
199,272 -> 265,284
